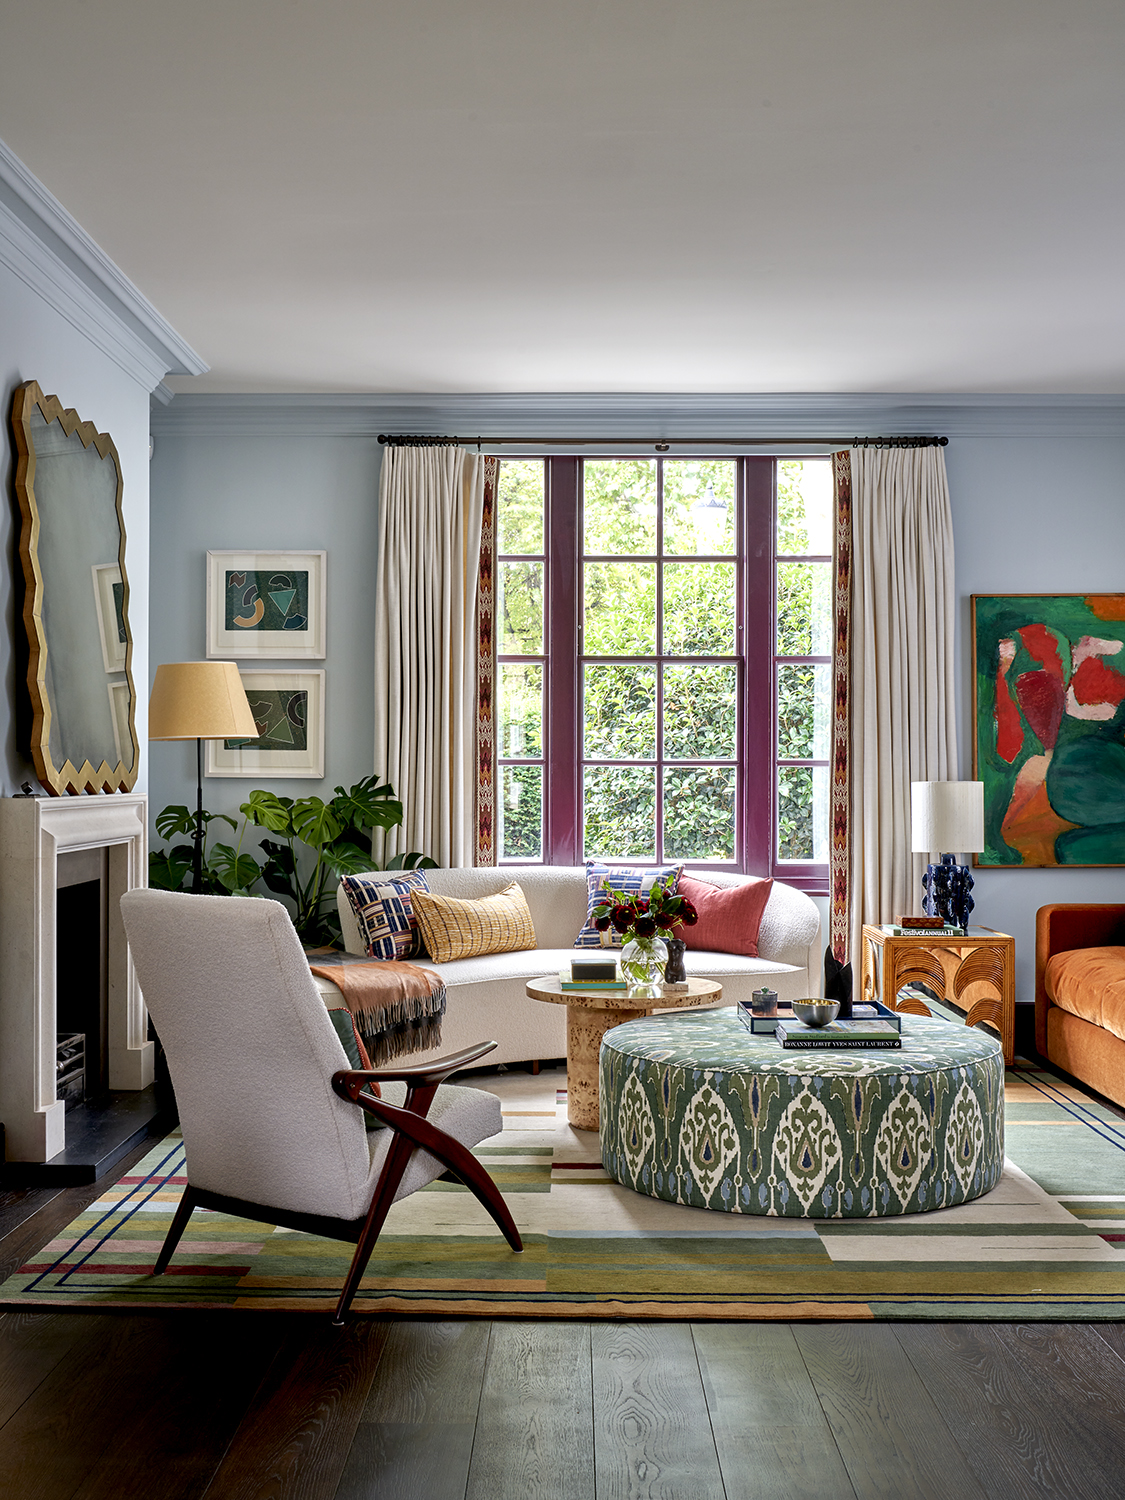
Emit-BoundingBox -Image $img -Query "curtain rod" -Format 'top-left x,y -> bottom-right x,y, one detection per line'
377,433 -> 948,451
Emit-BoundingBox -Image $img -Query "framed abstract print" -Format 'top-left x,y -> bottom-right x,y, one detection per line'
205,670 -> 325,778
972,593 -> 1125,866
207,550 -> 326,658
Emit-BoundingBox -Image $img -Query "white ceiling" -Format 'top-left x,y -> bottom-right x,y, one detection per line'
2,0 -> 1124,395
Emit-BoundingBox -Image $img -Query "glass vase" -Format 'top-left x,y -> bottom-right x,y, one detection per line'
620,935 -> 669,998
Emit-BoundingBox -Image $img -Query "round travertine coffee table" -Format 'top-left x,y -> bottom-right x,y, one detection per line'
525,974 -> 723,1130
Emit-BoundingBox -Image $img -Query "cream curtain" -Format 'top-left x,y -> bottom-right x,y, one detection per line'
373,445 -> 487,867
833,446 -> 958,963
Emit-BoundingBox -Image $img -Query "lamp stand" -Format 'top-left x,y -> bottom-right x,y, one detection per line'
921,852 -> 974,933
192,737 -> 204,895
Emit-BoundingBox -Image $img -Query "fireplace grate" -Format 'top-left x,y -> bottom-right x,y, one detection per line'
56,1031 -> 85,1111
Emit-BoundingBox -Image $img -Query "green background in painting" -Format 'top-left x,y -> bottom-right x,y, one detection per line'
224,569 -> 309,633
974,594 -> 1125,866
225,689 -> 308,752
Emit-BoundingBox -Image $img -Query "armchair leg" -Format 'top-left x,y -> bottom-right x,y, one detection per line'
153,1184 -> 199,1275
331,1131 -> 415,1327
425,1132 -> 523,1253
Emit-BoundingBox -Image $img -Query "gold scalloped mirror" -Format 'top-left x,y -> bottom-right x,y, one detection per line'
11,380 -> 139,794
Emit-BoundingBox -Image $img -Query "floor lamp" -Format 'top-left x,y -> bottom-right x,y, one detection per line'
149,662 -> 258,894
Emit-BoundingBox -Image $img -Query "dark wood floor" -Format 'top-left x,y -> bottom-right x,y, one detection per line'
3,1042 -> 1125,1500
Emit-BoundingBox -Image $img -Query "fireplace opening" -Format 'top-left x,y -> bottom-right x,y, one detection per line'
55,852 -> 109,1108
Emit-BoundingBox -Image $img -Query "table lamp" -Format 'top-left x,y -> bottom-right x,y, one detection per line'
910,781 -> 985,933
149,662 -> 258,893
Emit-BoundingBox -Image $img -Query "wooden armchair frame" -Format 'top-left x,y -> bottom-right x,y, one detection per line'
153,1040 -> 523,1325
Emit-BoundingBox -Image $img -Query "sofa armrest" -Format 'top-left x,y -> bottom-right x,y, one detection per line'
1035,904 -> 1125,1054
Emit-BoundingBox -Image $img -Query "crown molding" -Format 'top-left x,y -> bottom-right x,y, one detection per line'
0,138 -> 206,391
149,389 -> 1125,441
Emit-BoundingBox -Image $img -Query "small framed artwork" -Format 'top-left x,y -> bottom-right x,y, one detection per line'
92,563 -> 127,672
207,550 -> 326,658
206,670 -> 325,778
972,593 -> 1125,867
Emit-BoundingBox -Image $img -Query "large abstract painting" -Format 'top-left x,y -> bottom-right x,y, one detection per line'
973,594 -> 1125,866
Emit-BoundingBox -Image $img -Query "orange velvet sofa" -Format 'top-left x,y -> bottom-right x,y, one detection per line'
1035,904 -> 1125,1109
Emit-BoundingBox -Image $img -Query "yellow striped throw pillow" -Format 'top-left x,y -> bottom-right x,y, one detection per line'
411,882 -> 537,964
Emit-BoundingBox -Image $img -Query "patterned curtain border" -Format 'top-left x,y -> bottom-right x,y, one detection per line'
830,450 -> 852,961
475,456 -> 499,866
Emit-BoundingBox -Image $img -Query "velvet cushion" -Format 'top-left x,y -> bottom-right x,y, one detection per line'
341,869 -> 430,960
574,862 -> 683,948
325,1006 -> 383,1128
411,882 -> 537,964
678,874 -> 773,957
1044,945 -> 1125,1043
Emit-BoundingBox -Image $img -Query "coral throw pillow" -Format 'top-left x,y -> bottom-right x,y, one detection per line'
411,882 -> 537,964
678,875 -> 773,957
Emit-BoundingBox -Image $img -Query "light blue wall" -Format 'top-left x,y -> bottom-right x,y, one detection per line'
946,436 -> 1125,1007
146,432 -> 382,828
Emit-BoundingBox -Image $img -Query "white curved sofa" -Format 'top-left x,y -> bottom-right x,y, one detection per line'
312,867 -> 821,1069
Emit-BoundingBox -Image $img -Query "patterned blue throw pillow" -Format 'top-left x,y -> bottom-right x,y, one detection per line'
341,869 -> 431,960
574,861 -> 683,948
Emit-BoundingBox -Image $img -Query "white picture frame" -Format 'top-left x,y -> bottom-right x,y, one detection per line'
206,550 -> 326,659
92,563 -> 127,672
205,670 -> 325,778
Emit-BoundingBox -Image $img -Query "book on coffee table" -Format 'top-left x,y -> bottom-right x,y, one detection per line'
775,1018 -> 902,1050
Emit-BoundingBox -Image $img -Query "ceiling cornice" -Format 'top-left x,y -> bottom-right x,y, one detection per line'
0,137 -> 206,390
150,389 -> 1125,441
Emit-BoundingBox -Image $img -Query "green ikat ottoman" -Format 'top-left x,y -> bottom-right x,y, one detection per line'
599,1009 -> 1004,1218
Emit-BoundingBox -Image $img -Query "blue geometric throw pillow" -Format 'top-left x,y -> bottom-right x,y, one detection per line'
574,861 -> 683,948
340,869 -> 431,960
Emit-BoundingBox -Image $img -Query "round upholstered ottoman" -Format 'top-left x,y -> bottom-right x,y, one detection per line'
599,1009 -> 1004,1218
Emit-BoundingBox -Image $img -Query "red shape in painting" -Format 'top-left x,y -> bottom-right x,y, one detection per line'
1070,655 -> 1125,708
1017,623 -> 1065,681
995,642 -> 1023,764
1015,670 -> 1065,749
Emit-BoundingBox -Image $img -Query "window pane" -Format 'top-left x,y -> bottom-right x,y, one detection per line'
777,458 -> 833,556
663,767 -> 736,860
499,765 -> 542,861
663,664 -> 736,760
583,460 -> 657,556
777,663 -> 831,760
663,460 -> 736,556
499,560 -> 544,654
583,765 -> 655,860
777,764 -> 830,862
776,561 -> 831,656
584,561 -> 656,655
584,664 -> 656,759
497,459 -> 545,555
499,663 -> 543,758
664,562 -> 736,655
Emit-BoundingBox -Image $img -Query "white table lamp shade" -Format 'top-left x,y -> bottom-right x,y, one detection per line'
911,781 -> 985,854
149,661 -> 257,741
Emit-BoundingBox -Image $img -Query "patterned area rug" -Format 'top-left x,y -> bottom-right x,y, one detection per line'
3,1059 -> 1124,1320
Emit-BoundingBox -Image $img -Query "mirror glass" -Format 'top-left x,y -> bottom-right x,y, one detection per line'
13,383 -> 138,794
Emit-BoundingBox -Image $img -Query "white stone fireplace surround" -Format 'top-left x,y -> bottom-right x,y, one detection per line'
0,793 -> 151,1162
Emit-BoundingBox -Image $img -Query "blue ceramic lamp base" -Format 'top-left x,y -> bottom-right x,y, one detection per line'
922,853 -> 975,932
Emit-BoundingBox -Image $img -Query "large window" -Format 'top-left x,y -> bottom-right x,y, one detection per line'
495,455 -> 830,890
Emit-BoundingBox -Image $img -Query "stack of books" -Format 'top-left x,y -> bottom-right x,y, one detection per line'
558,965 -> 627,992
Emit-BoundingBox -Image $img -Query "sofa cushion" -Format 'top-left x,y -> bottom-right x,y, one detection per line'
575,862 -> 682,948
1044,945 -> 1125,1044
411,882 -> 537,963
678,873 -> 772,957
341,869 -> 430,960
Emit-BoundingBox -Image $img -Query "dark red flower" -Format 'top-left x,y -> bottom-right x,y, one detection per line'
633,915 -> 657,938
594,914 -> 611,931
611,909 -> 633,933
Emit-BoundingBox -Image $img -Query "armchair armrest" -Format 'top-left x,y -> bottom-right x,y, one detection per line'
333,1039 -> 497,1097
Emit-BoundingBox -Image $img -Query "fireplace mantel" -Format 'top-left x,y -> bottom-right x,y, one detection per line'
0,793 -> 151,1162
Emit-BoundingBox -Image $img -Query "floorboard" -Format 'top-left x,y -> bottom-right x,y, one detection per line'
592,1321 -> 725,1500
466,1321 -> 594,1500
795,1322 -> 988,1500
894,1322 -> 1125,1500
0,1309 -> 105,1429
693,1322 -> 855,1500
335,1320 -> 489,1500
200,1318 -> 389,1500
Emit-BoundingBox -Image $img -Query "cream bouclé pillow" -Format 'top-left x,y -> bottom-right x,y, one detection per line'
411,882 -> 537,964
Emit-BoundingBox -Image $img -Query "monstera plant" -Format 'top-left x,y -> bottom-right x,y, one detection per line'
150,774 -> 434,946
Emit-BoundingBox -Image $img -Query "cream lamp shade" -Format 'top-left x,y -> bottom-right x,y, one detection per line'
148,662 -> 258,741
911,781 -> 985,855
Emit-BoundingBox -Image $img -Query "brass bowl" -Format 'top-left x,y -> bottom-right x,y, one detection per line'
791,999 -> 841,1028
